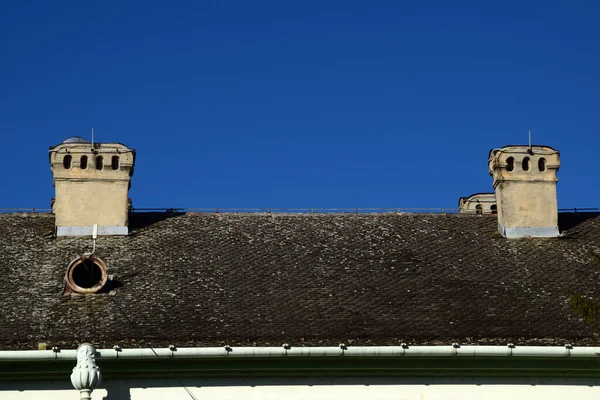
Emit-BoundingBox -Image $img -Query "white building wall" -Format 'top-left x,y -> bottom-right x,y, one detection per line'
2,378 -> 600,400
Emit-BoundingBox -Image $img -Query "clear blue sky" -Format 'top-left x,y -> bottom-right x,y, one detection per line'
1,1 -> 599,210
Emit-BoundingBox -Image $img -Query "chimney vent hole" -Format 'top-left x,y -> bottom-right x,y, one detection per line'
506,157 -> 514,172
63,155 -> 72,169
95,156 -> 103,170
111,155 -> 119,170
80,155 -> 88,170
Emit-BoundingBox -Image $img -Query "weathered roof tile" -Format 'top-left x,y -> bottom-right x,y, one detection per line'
1,212 -> 600,350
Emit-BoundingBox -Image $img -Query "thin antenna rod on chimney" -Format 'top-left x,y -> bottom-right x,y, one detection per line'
91,128 -> 95,148
528,129 -> 532,150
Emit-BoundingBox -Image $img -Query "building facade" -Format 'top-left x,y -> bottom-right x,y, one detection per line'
1,139 -> 599,399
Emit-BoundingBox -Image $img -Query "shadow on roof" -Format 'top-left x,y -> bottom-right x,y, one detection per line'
129,211 -> 185,230
558,212 -> 600,232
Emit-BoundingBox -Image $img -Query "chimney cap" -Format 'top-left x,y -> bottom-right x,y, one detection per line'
488,144 -> 558,159
62,136 -> 90,144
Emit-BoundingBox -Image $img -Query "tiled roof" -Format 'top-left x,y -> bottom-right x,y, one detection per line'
1,212 -> 600,350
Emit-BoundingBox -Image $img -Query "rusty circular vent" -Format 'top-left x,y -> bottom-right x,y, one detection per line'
65,256 -> 108,294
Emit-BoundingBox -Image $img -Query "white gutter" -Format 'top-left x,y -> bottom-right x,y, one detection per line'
0,345 -> 599,362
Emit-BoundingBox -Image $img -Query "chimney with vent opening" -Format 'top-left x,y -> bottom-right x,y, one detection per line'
488,145 -> 560,238
49,136 -> 135,236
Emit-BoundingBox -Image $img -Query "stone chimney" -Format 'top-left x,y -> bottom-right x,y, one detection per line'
49,136 -> 135,236
488,145 -> 560,238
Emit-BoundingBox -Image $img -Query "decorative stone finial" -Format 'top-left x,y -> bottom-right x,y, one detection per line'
70,343 -> 102,400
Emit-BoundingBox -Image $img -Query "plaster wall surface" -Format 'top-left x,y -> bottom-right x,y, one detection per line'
495,181 -> 558,228
2,378 -> 600,400
54,180 -> 130,227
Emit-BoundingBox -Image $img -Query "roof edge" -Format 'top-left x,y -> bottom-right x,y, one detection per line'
4,345 -> 600,381
0,345 -> 597,361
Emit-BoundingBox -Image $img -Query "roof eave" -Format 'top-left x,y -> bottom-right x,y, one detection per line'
2,345 -> 600,381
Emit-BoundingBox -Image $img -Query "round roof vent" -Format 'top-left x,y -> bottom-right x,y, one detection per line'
64,256 -> 108,295
63,136 -> 91,144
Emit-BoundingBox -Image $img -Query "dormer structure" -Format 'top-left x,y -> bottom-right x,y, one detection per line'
49,136 -> 136,236
458,193 -> 497,215
488,145 -> 560,238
